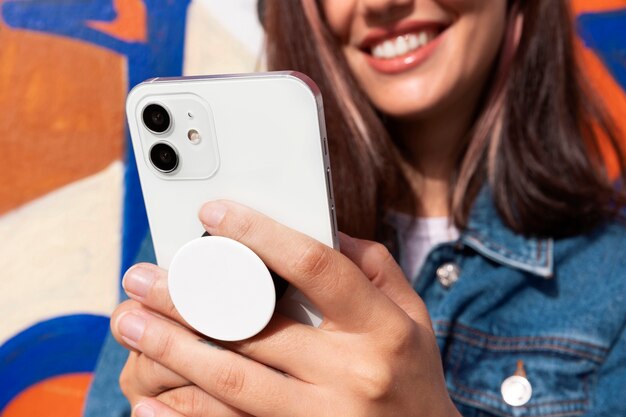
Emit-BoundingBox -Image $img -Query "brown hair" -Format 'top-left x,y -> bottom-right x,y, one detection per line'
262,0 -> 626,240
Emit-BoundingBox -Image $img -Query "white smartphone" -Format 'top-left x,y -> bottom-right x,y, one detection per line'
126,71 -> 338,327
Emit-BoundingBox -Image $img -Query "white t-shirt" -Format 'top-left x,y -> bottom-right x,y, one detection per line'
387,212 -> 460,284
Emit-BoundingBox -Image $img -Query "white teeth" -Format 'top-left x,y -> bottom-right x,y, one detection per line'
382,40 -> 395,58
370,31 -> 436,60
373,44 -> 385,58
418,32 -> 428,46
395,36 -> 408,55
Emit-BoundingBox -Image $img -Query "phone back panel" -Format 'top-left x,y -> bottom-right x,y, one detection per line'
126,72 -> 337,326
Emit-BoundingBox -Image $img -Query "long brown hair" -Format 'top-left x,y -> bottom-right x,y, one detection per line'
262,0 -> 626,240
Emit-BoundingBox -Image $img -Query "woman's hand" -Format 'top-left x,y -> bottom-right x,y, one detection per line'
118,346 -> 253,417
111,200 -> 461,417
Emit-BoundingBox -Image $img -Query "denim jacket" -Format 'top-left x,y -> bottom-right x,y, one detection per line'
408,188 -> 626,417
84,189 -> 626,417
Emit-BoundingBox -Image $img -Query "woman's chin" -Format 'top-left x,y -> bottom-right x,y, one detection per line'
362,78 -> 450,119
372,98 -> 446,121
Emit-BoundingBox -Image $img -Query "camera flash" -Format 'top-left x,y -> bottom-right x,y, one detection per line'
188,129 -> 201,144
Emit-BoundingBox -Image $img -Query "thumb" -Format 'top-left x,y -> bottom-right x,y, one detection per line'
338,232 -> 432,327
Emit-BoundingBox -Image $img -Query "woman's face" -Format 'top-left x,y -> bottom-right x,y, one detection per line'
321,0 -> 508,120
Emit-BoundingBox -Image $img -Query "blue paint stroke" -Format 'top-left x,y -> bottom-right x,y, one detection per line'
0,314 -> 109,411
577,8 -> 626,91
2,0 -> 191,278
1,1 -> 191,406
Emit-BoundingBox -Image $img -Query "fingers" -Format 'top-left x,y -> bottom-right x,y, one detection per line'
132,398 -> 187,417
120,351 -> 190,400
117,314 -> 252,417
123,263 -> 188,325
111,299 -> 188,352
199,201 -> 397,330
338,233 -> 431,326
112,305 -> 314,417
227,313 -> 337,382
133,395 -> 251,417
122,263 -> 336,381
157,386 -> 253,417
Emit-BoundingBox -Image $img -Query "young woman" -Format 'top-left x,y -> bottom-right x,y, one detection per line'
106,0 -> 626,416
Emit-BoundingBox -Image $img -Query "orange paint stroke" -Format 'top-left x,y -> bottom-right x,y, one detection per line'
571,0 -> 626,14
576,38 -> 626,179
1,373 -> 93,417
87,0 -> 147,43
0,27 -> 125,214
569,0 -> 626,178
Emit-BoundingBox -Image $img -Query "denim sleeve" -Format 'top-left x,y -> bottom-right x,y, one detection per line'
83,233 -> 156,417
82,331 -> 131,417
586,323 -> 626,417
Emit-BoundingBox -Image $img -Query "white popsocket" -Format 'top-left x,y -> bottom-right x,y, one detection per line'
168,236 -> 276,341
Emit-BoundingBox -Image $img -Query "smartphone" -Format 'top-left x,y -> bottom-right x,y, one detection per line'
126,71 -> 338,327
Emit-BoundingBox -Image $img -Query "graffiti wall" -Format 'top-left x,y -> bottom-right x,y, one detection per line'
0,0 -> 262,415
0,0 -> 624,416
573,0 -> 626,176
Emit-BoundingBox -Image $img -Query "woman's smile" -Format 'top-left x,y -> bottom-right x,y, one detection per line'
358,20 -> 450,74
324,0 -> 507,118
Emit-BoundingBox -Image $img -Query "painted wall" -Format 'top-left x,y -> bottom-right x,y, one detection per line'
573,0 -> 626,177
0,0 -> 624,416
0,0 -> 261,415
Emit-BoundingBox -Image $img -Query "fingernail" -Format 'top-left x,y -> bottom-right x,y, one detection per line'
123,266 -> 154,299
200,202 -> 227,229
118,312 -> 146,345
134,403 -> 154,417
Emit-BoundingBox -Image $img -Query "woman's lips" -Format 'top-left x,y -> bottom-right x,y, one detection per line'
359,20 -> 449,75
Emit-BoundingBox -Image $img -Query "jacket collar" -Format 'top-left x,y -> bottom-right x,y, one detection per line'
461,187 -> 554,278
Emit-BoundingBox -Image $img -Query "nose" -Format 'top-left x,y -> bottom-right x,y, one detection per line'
359,0 -> 414,24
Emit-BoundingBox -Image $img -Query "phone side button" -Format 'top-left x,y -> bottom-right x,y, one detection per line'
326,167 -> 334,201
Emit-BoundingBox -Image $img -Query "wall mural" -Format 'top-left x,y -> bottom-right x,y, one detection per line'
0,0 -> 190,414
0,0 -> 623,416
573,0 -> 626,177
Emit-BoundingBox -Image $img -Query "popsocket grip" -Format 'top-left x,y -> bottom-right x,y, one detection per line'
168,236 -> 276,341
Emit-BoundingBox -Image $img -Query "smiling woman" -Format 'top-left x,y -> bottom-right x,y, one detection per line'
265,0 -> 625,241
88,1 -> 626,417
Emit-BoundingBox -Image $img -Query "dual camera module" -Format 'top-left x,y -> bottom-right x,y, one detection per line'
143,103 -> 178,173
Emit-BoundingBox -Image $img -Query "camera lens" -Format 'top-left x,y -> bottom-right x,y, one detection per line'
143,104 -> 171,134
150,143 -> 179,173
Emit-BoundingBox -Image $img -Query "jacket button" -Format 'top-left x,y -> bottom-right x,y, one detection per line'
501,375 -> 533,407
436,262 -> 460,288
